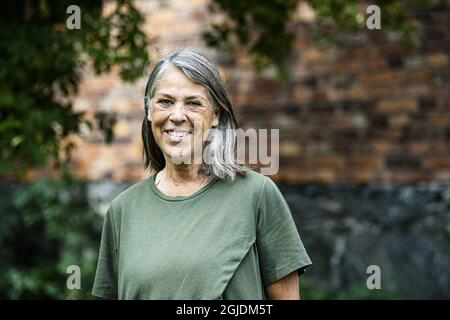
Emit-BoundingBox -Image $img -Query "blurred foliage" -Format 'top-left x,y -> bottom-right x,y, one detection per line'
94,111 -> 117,144
308,0 -> 430,47
204,0 -> 432,80
204,0 -> 299,80
0,177 -> 103,299
0,0 -> 149,178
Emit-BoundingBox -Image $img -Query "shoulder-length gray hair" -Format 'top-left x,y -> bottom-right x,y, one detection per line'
142,47 -> 248,181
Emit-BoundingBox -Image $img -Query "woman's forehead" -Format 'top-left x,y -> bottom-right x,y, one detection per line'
155,67 -> 208,98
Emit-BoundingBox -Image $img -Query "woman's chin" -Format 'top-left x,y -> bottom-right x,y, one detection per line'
163,147 -> 195,164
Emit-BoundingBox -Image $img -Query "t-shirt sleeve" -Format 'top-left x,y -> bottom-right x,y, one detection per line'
256,177 -> 312,287
92,205 -> 119,299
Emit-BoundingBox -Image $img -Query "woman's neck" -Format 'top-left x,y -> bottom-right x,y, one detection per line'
160,162 -> 205,185
155,163 -> 211,197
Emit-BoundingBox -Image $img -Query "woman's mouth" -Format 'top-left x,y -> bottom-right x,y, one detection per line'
164,129 -> 192,142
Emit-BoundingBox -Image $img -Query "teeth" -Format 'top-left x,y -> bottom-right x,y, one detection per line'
168,131 -> 190,137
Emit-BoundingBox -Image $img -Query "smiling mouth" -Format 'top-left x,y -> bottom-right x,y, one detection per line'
164,129 -> 192,141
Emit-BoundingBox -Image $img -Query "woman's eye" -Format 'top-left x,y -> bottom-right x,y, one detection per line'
158,99 -> 172,106
188,101 -> 202,107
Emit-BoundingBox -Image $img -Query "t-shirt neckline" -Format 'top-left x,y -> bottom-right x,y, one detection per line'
148,172 -> 219,202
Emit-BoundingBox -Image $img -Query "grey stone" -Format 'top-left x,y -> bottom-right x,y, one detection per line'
283,182 -> 450,299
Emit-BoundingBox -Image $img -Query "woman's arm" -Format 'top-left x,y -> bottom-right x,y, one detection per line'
265,271 -> 301,300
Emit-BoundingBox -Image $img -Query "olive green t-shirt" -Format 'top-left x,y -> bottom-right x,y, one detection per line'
92,170 -> 312,299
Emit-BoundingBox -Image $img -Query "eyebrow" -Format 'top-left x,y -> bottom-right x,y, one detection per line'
157,93 -> 206,101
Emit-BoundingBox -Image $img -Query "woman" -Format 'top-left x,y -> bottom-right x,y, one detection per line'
92,48 -> 312,300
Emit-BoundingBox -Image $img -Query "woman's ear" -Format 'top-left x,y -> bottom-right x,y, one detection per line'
145,96 -> 152,122
212,111 -> 220,128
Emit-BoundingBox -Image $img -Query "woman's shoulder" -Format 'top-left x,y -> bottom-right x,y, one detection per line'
109,177 -> 152,209
232,169 -> 272,191
234,170 -> 285,199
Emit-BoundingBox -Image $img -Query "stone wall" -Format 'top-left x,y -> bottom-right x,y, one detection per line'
280,181 -> 450,298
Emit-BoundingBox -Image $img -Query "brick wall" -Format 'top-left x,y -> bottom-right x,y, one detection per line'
56,0 -> 449,184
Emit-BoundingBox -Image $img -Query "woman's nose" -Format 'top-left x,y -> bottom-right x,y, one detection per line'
169,103 -> 187,122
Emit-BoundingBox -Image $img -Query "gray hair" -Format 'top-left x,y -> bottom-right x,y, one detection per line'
142,47 -> 248,181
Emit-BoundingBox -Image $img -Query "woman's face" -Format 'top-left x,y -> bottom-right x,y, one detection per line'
148,66 -> 219,165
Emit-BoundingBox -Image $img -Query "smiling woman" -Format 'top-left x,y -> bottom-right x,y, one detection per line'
142,48 -> 246,183
146,64 -> 221,188
92,48 -> 312,300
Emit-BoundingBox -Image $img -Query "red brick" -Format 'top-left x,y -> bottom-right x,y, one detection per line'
388,114 -> 410,128
423,158 -> 450,170
426,52 -> 449,68
376,99 -> 418,114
